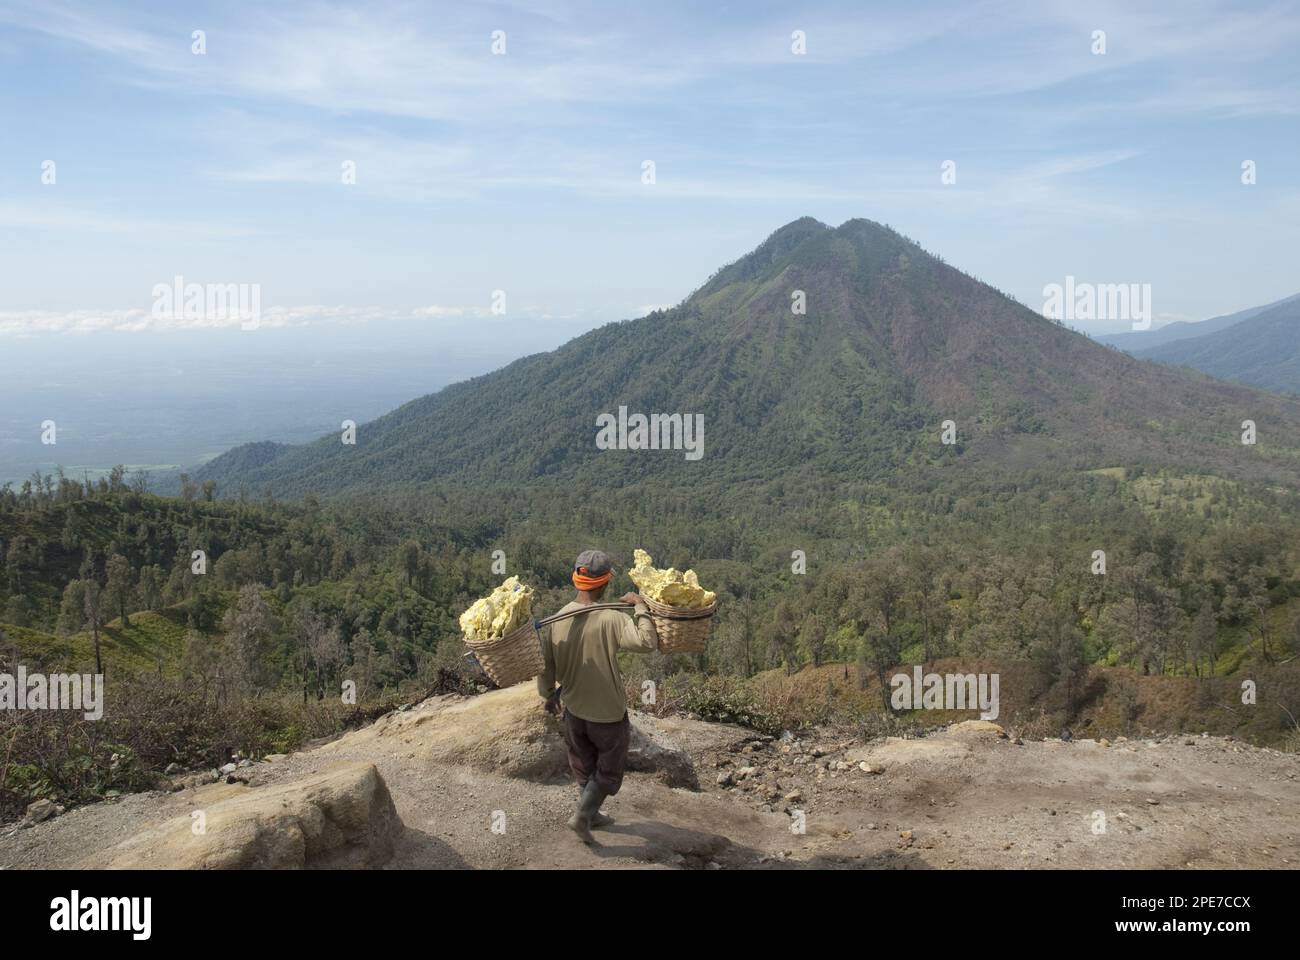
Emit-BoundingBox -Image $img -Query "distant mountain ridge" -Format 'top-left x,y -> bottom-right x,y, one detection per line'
196,218 -> 1300,497
1133,297 -> 1300,395
1095,293 -> 1300,352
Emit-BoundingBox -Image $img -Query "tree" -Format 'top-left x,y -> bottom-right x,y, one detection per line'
181,627 -> 221,701
400,540 -> 422,586
83,579 -> 105,676
1188,603 -> 1218,678
1100,554 -> 1183,675
58,580 -> 85,635
796,612 -> 828,668
842,559 -> 906,713
905,546 -> 950,665
1227,570 -> 1275,664
296,607 -> 345,701
714,594 -> 757,677
60,510 -> 80,551
2,595 -> 32,627
760,597 -> 799,673
858,630 -> 902,715
1036,605 -> 1087,713
349,626 -> 378,700
220,584 -> 276,698
107,464 -> 128,493
5,536 -> 30,592
136,564 -> 164,612
105,553 -> 134,628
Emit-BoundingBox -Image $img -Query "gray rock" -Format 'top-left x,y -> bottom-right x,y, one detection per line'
89,762 -> 399,869
219,762 -> 238,775
25,799 -> 58,823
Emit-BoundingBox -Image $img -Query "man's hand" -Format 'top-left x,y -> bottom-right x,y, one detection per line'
620,592 -> 643,606
543,688 -> 562,716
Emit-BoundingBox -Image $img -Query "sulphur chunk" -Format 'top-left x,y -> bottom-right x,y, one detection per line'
628,549 -> 716,608
460,576 -> 534,642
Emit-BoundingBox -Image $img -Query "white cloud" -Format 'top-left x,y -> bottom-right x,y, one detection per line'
0,302 -> 525,337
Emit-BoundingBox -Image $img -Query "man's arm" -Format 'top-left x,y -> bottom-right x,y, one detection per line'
536,628 -> 557,699
616,592 -> 659,653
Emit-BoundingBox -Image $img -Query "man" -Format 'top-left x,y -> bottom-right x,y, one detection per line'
538,549 -> 659,843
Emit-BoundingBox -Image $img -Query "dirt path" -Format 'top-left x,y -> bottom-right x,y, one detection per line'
3,700 -> 1297,870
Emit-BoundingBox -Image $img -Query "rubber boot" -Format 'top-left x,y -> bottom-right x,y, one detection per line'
578,785 -> 614,828
567,779 -> 608,843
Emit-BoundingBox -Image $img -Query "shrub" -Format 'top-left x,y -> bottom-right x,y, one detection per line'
641,674 -> 805,735
0,677 -> 408,821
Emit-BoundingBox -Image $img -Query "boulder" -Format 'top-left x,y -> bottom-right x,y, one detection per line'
25,799 -> 59,823
946,720 -> 1007,739
319,683 -> 697,787
84,762 -> 400,869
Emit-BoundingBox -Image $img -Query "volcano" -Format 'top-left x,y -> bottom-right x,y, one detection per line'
197,217 -> 1300,497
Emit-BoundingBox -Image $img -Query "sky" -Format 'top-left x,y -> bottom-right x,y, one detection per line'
1,0 -> 1299,350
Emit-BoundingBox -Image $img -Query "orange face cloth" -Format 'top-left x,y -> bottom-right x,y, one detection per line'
572,567 -> 612,591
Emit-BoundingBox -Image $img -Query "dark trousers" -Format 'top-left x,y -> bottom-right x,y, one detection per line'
562,709 -> 631,795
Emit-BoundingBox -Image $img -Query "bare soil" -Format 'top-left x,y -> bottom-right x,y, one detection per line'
3,703 -> 1297,870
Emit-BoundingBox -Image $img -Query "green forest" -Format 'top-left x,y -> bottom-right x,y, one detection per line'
3,456 -> 1297,820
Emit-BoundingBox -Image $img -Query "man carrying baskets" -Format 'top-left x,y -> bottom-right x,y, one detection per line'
538,549 -> 659,843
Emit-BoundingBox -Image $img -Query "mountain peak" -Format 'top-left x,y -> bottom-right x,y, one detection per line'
196,217 -> 1300,496
834,216 -> 889,234
772,215 -> 831,236
689,217 -> 830,301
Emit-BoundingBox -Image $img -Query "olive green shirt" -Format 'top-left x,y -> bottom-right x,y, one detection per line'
537,601 -> 659,723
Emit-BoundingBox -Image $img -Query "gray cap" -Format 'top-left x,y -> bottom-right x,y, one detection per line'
574,549 -> 612,577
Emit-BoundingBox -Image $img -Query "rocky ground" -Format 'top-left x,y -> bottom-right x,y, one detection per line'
3,685 -> 1298,870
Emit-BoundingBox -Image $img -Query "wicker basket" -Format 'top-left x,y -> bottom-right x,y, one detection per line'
643,596 -> 717,655
465,619 -> 544,688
